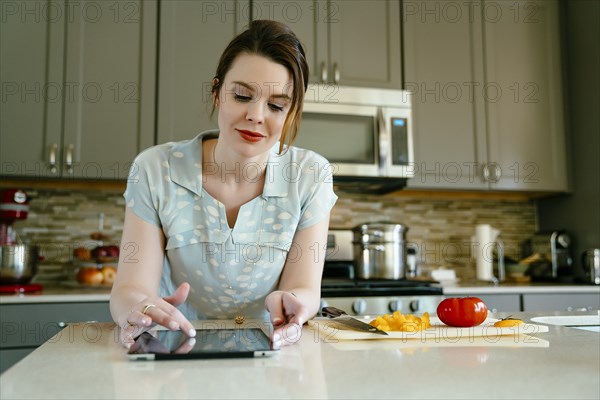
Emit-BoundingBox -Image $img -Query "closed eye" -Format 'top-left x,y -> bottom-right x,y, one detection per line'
269,103 -> 285,112
234,93 -> 252,102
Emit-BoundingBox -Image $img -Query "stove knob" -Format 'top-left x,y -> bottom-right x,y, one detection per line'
388,299 -> 402,312
409,300 -> 420,312
352,299 -> 367,315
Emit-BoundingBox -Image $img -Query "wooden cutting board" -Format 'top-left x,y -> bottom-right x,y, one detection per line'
307,316 -> 549,341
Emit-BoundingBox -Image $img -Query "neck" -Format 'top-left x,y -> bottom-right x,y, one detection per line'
211,140 -> 268,184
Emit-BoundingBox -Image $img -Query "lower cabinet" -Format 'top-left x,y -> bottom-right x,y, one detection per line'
472,294 -> 521,313
0,302 -> 112,374
444,292 -> 600,313
522,293 -> 600,312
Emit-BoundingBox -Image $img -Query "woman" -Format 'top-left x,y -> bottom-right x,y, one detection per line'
110,20 -> 337,349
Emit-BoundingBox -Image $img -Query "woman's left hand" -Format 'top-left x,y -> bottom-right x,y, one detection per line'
265,291 -> 309,349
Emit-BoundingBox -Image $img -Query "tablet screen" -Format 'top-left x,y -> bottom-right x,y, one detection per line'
128,328 -> 278,360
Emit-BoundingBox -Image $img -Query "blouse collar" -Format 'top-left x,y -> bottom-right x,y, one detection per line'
168,130 -> 289,198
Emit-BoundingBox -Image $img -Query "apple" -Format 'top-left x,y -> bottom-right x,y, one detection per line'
101,266 -> 117,285
91,245 -> 120,262
76,267 -> 104,286
73,247 -> 91,261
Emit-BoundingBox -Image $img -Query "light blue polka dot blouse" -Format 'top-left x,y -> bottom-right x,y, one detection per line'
124,130 -> 338,320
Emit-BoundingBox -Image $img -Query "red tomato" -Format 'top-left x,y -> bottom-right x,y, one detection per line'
436,297 -> 488,327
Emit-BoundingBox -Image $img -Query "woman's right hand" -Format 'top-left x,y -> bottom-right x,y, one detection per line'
119,282 -> 196,348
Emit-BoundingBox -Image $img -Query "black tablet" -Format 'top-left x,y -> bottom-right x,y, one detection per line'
127,328 -> 278,361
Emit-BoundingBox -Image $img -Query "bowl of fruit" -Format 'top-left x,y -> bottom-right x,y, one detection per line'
71,244 -> 120,287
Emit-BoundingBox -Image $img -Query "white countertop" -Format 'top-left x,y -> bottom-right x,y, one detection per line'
0,284 -> 111,304
1,312 -> 599,399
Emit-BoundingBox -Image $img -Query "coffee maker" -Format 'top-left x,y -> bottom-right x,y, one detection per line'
523,230 -> 573,281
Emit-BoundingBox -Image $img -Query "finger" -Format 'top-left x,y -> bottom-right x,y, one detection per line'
264,292 -> 286,327
119,320 -> 145,348
163,282 -> 191,308
285,302 -> 309,328
272,322 -> 303,348
140,300 -> 196,338
126,309 -> 154,330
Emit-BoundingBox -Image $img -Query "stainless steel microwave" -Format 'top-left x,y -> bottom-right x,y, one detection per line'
295,85 -> 414,193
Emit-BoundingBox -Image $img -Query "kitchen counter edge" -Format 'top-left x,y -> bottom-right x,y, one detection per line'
1,284 -> 599,304
442,284 -> 600,295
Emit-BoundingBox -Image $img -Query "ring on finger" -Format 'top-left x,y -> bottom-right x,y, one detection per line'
142,304 -> 156,315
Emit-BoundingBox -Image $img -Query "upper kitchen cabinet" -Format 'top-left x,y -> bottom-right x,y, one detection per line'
405,0 -> 568,192
0,0 -> 157,180
403,0 -> 488,190
483,0 -> 567,191
254,0 -> 402,88
157,1 -> 249,143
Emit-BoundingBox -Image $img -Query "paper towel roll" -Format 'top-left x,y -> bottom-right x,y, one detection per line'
475,224 -> 500,281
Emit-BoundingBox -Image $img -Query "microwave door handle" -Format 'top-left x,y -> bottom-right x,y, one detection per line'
377,108 -> 389,174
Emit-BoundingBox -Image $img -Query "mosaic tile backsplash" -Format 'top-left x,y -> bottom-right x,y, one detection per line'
15,188 -> 537,281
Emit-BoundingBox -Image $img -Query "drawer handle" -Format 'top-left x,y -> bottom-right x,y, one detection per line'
320,61 -> 328,83
64,144 -> 74,175
48,143 -> 58,174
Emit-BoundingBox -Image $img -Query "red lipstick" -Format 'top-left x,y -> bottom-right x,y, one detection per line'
237,129 -> 265,143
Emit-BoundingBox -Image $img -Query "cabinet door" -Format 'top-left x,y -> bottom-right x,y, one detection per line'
157,1 -> 248,144
0,349 -> 35,375
62,0 -> 157,179
253,0 -> 326,85
404,1 -> 488,189
328,0 -> 402,88
0,0 -> 64,178
483,0 -> 567,191
522,293 -> 600,312
472,294 -> 521,312
0,302 -> 112,373
0,302 -> 113,348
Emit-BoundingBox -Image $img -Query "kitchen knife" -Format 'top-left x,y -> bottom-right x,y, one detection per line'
321,306 -> 389,336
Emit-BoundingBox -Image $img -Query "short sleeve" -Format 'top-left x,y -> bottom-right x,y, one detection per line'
123,152 -> 162,227
297,158 -> 338,230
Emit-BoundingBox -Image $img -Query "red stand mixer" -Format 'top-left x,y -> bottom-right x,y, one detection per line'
0,189 -> 42,293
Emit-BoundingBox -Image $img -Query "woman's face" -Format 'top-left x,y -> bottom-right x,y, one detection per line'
216,53 -> 293,159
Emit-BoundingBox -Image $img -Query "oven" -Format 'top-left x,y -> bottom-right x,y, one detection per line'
320,230 -> 443,316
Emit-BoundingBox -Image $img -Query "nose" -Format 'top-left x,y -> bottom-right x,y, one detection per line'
245,101 -> 264,124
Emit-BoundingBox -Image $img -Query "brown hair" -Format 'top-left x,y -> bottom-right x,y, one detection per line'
211,20 -> 309,154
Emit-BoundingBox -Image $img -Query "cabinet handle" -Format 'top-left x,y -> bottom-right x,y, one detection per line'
497,239 -> 505,283
333,62 -> 340,84
320,61 -> 328,83
493,163 -> 502,181
567,307 -> 591,312
482,163 -> 490,182
377,107 -> 389,173
48,143 -> 58,174
482,163 -> 502,183
65,144 -> 74,175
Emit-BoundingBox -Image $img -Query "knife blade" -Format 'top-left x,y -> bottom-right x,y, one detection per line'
321,306 -> 389,336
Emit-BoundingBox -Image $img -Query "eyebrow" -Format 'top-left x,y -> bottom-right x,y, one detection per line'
233,81 -> 292,101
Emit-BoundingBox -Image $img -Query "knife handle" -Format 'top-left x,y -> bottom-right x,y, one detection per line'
321,306 -> 348,318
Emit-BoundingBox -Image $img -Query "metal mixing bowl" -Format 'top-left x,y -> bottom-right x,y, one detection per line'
0,244 -> 40,283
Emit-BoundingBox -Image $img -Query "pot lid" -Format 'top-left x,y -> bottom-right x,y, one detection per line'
352,221 -> 408,233
352,222 -> 408,243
